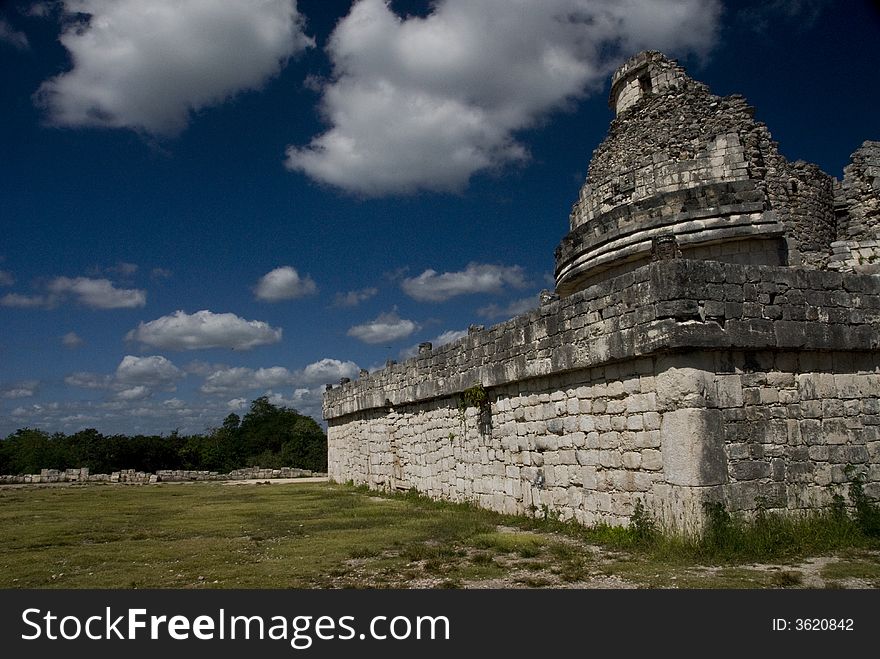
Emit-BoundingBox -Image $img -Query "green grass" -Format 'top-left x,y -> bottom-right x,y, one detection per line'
0,482 -> 878,589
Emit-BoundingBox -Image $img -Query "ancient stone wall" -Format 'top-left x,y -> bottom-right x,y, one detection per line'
830,141 -> 880,274
766,160 -> 837,266
325,52 -> 880,532
326,260 -> 880,531
329,349 -> 879,532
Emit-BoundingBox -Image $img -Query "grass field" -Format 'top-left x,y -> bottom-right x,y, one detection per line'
1,481 -> 878,589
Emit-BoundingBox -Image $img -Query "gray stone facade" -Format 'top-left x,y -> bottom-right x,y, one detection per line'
324,52 -> 880,532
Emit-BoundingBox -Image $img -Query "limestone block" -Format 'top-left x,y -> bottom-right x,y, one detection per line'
643,411 -> 661,430
622,451 -> 642,469
640,449 -> 663,471
660,408 -> 727,486
655,361 -> 715,410
715,375 -> 744,408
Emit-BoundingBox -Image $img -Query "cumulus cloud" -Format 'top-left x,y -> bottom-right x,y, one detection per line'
401,328 -> 468,359
401,263 -> 527,302
115,385 -> 151,401
332,287 -> 378,308
65,355 -> 183,402
285,0 -> 721,195
115,355 -> 183,389
0,270 -> 14,286
201,366 -> 295,395
347,310 -> 420,344
35,0 -> 313,136
200,358 -> 359,394
300,358 -> 360,385
126,310 -> 283,351
265,387 -> 321,412
65,372 -> 113,390
1,381 -> 39,399
432,329 -> 469,346
477,295 -> 538,320
61,331 -> 84,348
183,360 -> 228,376
0,276 -> 145,309
0,18 -> 29,50
193,358 -> 352,420
0,396 -> 237,437
254,266 -> 317,302
47,276 -> 146,309
0,293 -> 47,308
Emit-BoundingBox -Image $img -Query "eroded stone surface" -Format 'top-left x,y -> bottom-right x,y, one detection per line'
324,51 -> 880,532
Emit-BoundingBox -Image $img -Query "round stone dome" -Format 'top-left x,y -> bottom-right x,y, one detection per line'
554,52 -> 834,296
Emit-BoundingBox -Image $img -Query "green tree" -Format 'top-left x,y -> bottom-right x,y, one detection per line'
2,428 -> 56,474
238,397 -> 327,471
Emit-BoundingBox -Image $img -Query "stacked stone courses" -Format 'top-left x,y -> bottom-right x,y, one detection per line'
831,141 -> 880,273
324,52 -> 880,532
0,466 -> 317,485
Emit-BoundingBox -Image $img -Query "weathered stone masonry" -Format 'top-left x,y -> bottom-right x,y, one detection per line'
324,52 -> 880,532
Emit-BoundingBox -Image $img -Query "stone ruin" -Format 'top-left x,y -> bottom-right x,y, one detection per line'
323,51 -> 880,532
0,466 -> 317,485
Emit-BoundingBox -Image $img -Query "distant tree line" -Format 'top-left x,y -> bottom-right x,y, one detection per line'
0,397 -> 327,475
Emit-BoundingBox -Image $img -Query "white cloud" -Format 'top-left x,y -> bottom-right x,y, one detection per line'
200,358 -> 359,394
64,355 -> 183,403
65,372 -> 113,390
254,266 -> 317,302
115,355 -> 183,389
126,310 -> 283,351
432,329 -> 469,346
1,396 -> 245,437
300,358 -> 360,385
477,296 -> 538,320
347,310 -> 419,344
183,360 -> 228,376
401,328 -> 468,359
0,270 -> 14,286
401,263 -> 527,302
332,287 -> 378,308
1,381 -> 39,399
115,385 -> 150,401
0,18 -> 29,50
47,276 -> 146,309
62,331 -> 84,348
0,275 -> 144,309
0,293 -> 48,308
35,0 -> 313,136
263,387 -> 325,418
201,366 -> 295,394
286,0 -> 721,195
227,397 -> 248,411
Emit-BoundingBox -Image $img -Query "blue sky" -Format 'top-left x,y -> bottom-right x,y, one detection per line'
1,0 -> 878,436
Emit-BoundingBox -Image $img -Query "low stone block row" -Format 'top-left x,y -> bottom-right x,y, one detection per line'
0,466 -> 317,485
